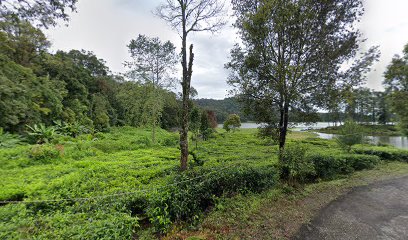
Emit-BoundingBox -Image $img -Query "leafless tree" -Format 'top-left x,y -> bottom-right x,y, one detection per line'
156,0 -> 226,171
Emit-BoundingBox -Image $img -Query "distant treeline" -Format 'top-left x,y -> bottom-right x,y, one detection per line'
194,98 -> 253,123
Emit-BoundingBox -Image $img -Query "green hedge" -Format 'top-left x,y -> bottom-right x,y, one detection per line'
307,153 -> 380,180
352,145 -> 408,162
146,165 -> 278,232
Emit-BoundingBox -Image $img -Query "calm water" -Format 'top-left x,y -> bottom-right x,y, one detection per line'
316,132 -> 408,150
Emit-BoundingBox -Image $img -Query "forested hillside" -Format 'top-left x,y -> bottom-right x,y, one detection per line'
0,18 -> 180,133
194,98 -> 252,123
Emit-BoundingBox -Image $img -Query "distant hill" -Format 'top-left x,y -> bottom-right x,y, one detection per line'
194,98 -> 252,123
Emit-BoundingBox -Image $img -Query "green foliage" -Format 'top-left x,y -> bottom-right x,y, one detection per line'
0,128 -> 22,148
147,165 -> 278,232
308,152 -> 380,180
279,144 -> 315,184
26,123 -> 57,144
335,121 -> 365,152
29,144 -> 63,162
384,43 -> 408,136
352,145 -> 408,163
223,114 -> 241,132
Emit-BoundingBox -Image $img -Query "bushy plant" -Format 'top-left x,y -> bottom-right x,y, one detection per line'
26,124 -> 57,144
54,120 -> 90,138
307,152 -> 380,179
336,120 -> 365,152
146,165 -> 278,232
352,145 -> 408,162
0,128 -> 22,148
279,144 -> 315,184
223,114 -> 241,132
29,144 -> 63,162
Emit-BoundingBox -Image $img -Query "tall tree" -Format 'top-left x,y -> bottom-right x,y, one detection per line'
384,43 -> 408,135
228,0 -> 379,155
0,0 -> 77,28
125,34 -> 178,143
156,0 -> 226,171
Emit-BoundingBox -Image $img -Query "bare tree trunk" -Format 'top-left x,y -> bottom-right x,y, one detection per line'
279,103 -> 289,153
180,36 -> 194,171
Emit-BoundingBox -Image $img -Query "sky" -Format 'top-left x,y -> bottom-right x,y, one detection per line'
45,0 -> 408,99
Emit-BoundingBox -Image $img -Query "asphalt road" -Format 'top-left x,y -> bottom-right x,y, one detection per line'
296,176 -> 408,240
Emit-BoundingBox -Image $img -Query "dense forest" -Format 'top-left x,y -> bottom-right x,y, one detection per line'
0,17 -> 183,134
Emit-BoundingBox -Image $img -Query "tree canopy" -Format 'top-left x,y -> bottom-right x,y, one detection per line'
228,0 -> 379,152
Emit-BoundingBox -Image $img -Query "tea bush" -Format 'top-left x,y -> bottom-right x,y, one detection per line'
307,152 -> 380,180
352,145 -> 408,162
146,164 -> 278,232
29,144 -> 62,162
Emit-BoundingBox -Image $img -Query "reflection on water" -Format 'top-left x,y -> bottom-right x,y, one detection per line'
218,122 -> 332,130
315,132 -> 408,150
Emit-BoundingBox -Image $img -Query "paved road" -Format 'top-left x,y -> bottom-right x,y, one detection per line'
296,176 -> 408,240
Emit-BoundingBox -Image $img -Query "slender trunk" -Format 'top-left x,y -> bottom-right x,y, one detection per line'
152,121 -> 156,144
279,103 -> 289,151
180,17 -> 194,171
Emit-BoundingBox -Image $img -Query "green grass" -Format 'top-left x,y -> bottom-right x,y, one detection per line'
1,127 -> 407,239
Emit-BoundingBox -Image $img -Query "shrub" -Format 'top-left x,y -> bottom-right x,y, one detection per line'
0,128 -> 22,148
29,144 -> 63,162
146,165 -> 278,232
307,152 -> 380,180
223,114 -> 241,132
336,120 -> 365,152
26,124 -> 57,144
279,144 -> 315,184
352,145 -> 408,162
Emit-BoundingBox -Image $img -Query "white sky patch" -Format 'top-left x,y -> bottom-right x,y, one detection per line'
45,0 -> 408,98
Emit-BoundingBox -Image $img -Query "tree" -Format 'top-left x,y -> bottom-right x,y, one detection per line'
156,0 -> 226,170
126,34 -> 178,143
189,107 -> 201,149
0,0 -> 77,28
228,0 -> 379,156
384,43 -> 408,135
223,114 -> 241,132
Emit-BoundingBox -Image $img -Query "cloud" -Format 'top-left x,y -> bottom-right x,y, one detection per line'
44,0 -> 408,98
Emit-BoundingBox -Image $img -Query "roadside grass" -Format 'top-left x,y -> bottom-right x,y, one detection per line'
167,161 -> 408,240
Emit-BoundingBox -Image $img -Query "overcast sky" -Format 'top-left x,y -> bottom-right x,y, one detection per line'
45,0 -> 408,99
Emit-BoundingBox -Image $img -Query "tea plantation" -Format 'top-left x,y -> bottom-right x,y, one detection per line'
1,127 -> 407,239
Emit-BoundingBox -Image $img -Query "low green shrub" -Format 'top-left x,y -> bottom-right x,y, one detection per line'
307,153 -> 380,180
0,128 -> 22,148
26,124 -> 58,144
146,165 -> 278,232
279,144 -> 315,184
29,144 -> 63,162
352,145 -> 408,162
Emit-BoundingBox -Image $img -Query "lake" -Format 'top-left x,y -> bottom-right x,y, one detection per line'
315,132 -> 408,150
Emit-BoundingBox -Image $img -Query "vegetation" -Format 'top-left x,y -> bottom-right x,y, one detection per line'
223,114 -> 241,132
1,127 -> 407,238
317,124 -> 401,136
335,121 -> 365,152
227,0 -> 379,154
1,0 -> 408,239
156,0 -> 226,171
384,43 -> 408,136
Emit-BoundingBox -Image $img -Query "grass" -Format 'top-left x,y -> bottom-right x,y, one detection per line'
1,127 -> 407,239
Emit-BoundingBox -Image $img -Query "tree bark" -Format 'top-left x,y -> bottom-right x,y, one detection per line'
279,103 -> 289,154
180,36 -> 194,171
